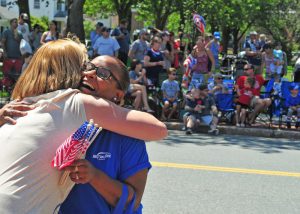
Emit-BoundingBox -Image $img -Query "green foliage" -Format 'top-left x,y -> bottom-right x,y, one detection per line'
30,16 -> 49,32
83,20 -> 94,39
84,0 -> 115,17
166,13 -> 180,33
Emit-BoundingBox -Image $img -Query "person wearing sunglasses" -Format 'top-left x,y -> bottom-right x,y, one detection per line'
0,40 -> 167,213
160,68 -> 180,121
208,73 -> 229,97
235,64 -> 271,125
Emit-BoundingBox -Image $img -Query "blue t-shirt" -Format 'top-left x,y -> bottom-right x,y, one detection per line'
93,37 -> 120,56
161,79 -> 180,98
210,42 -> 220,67
59,130 -> 151,214
285,94 -> 300,108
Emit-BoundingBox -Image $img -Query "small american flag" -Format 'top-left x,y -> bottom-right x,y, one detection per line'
193,13 -> 206,34
52,120 -> 101,170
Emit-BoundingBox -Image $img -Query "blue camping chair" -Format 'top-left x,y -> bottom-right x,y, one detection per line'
215,93 -> 236,125
277,81 -> 300,128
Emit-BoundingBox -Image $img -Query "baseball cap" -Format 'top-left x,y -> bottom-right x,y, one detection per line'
250,31 -> 258,35
161,31 -> 170,37
213,31 -> 221,40
289,83 -> 299,90
20,13 -> 29,20
96,22 -> 104,28
139,29 -> 148,36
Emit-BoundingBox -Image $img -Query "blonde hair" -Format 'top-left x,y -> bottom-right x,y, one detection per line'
12,39 -> 86,99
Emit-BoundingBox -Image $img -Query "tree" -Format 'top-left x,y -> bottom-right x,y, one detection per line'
66,0 -> 86,41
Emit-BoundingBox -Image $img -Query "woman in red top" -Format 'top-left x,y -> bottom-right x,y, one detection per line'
235,77 -> 255,127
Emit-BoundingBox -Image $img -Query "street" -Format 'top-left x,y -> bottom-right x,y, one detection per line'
142,130 -> 300,214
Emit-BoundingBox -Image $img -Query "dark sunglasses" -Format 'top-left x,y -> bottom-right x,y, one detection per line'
244,67 -> 252,71
83,62 -> 122,90
216,77 -> 224,80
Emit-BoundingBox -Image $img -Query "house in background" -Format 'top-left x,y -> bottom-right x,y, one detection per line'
0,0 -> 67,34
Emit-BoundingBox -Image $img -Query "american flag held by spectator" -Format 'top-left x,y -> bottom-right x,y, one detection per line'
193,13 -> 206,34
51,120 -> 102,185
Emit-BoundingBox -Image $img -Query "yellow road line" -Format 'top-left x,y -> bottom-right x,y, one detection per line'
151,162 -> 300,178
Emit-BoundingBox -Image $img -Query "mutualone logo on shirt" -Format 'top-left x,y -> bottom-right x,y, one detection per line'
92,152 -> 111,160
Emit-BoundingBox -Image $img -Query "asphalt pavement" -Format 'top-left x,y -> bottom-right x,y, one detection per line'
142,130 -> 300,214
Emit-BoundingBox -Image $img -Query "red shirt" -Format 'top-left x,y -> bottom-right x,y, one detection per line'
238,88 -> 255,105
236,75 -> 264,96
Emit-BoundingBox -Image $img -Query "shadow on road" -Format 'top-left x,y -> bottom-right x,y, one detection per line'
160,130 -> 300,154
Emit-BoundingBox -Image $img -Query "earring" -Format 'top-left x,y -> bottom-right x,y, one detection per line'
113,97 -> 118,103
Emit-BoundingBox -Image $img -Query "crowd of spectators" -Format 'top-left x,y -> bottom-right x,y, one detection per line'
1,16 -> 300,134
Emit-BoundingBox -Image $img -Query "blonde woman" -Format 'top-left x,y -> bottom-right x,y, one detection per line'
0,39 -> 167,213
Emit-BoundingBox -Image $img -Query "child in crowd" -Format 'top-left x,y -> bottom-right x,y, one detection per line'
129,59 -> 149,85
285,83 -> 300,129
273,43 -> 284,76
127,60 -> 154,113
184,84 -> 219,135
161,68 -> 180,121
235,77 -> 255,127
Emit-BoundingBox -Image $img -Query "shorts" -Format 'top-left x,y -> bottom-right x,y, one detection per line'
236,102 -> 249,109
163,98 -> 178,105
188,113 -> 213,125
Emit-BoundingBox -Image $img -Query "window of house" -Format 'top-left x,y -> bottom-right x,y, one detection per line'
0,0 -> 6,7
34,0 -> 40,9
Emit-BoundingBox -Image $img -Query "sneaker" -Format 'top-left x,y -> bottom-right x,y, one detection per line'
295,122 -> 300,129
287,122 -> 291,129
241,123 -> 245,127
236,123 -> 241,127
181,126 -> 187,131
208,129 -> 219,135
186,128 -> 193,135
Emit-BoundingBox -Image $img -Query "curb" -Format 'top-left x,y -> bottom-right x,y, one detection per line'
165,122 -> 300,140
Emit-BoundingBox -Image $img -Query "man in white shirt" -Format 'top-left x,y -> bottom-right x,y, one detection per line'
17,13 -> 30,42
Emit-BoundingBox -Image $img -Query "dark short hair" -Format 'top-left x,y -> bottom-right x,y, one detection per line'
96,22 -> 103,28
198,84 -> 208,91
101,27 -> 111,32
130,59 -> 142,70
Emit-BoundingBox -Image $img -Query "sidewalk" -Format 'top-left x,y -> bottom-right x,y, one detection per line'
165,121 -> 300,140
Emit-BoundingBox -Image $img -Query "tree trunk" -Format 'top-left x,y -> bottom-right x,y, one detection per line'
221,27 -> 230,54
17,0 -> 31,30
67,0 -> 85,42
232,29 -> 239,54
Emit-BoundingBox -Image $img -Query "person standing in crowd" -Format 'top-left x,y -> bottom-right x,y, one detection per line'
244,31 -> 262,74
293,56 -> 300,82
161,68 -> 180,121
93,27 -> 120,57
40,20 -> 61,45
143,36 -> 164,86
160,31 -> 174,72
111,19 -> 131,65
190,36 -> 215,88
1,18 -> 23,91
169,31 -> 180,69
258,34 -> 267,51
29,24 -> 42,52
206,31 -> 221,70
90,22 -> 103,47
17,13 -> 30,42
128,29 -> 149,62
261,43 -> 276,80
235,77 -> 255,127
